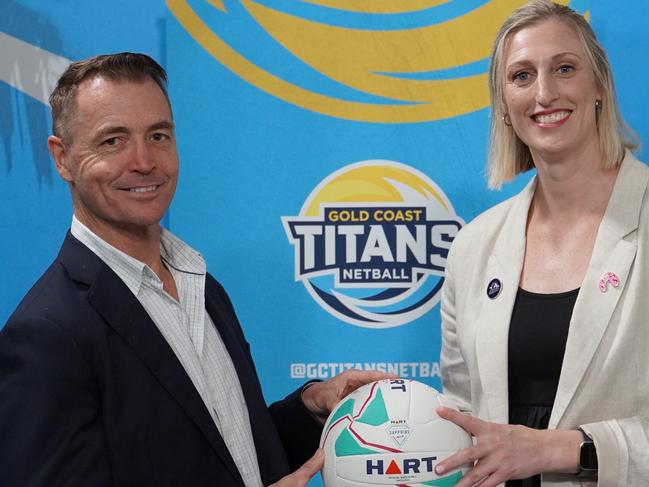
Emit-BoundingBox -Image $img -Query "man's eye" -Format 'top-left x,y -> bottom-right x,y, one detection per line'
151,133 -> 169,142
103,137 -> 118,146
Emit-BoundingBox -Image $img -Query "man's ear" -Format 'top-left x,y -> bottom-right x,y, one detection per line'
48,135 -> 73,182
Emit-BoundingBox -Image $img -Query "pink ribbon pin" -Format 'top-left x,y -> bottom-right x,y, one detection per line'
599,272 -> 620,293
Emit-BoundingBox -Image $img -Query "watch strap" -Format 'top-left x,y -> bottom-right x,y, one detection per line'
577,428 -> 598,477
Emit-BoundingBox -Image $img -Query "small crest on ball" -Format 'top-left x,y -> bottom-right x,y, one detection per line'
387,423 -> 412,446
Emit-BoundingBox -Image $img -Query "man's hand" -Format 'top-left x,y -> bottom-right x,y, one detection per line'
269,449 -> 324,487
301,369 -> 398,423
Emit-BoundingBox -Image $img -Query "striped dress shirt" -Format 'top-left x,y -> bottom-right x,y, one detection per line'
71,217 -> 263,487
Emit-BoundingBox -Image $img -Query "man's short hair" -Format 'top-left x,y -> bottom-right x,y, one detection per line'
49,52 -> 169,143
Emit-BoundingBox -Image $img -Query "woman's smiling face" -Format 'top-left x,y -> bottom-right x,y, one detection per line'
502,18 -> 602,162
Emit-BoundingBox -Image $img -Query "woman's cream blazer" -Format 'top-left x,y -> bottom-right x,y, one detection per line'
441,152 -> 649,486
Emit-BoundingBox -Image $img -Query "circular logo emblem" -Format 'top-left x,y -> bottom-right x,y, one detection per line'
486,278 -> 502,299
282,160 -> 464,328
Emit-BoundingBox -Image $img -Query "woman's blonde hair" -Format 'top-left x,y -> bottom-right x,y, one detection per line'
487,0 -> 638,189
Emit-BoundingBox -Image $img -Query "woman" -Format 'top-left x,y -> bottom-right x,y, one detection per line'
434,1 -> 648,486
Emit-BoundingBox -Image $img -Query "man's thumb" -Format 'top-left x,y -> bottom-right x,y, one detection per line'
292,449 -> 325,483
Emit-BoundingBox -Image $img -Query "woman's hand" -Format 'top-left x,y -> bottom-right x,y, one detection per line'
434,407 -> 582,487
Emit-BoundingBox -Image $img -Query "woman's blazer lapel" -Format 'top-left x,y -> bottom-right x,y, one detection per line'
550,153 -> 648,428
475,179 -> 535,425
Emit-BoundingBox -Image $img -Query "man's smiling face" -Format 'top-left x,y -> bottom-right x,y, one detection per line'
52,75 -> 178,239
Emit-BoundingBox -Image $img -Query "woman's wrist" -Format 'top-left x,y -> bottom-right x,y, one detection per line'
539,429 -> 582,474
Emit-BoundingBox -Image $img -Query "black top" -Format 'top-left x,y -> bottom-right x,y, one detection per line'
505,287 -> 579,487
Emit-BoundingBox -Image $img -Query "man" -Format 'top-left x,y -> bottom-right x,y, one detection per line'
0,53 -> 390,486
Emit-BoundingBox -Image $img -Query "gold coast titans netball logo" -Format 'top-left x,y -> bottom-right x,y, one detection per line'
282,161 -> 464,328
167,0 -> 585,123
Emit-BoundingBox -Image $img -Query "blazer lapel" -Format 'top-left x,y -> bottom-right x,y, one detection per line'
475,179 -> 535,424
203,279 -> 286,483
550,153 -> 648,427
203,278 -> 266,425
59,235 -> 244,483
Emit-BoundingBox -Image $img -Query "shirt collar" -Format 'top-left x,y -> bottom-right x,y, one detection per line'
70,216 -> 206,296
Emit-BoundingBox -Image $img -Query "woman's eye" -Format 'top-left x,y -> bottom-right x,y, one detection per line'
513,71 -> 529,82
558,65 -> 574,74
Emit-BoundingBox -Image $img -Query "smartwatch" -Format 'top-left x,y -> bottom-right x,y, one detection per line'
577,428 -> 598,477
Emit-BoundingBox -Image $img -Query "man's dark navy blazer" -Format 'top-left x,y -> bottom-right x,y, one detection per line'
0,233 -> 321,486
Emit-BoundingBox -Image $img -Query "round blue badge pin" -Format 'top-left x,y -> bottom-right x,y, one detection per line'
487,279 -> 502,299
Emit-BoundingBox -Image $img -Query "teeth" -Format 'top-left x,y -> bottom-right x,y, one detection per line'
130,185 -> 157,193
534,111 -> 570,124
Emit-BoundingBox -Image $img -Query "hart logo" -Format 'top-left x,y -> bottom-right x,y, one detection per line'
386,460 -> 401,475
366,456 -> 437,475
282,160 -> 463,328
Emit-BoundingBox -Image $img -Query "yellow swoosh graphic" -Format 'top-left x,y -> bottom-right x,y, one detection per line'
304,165 -> 448,216
205,0 -> 225,12
168,0 -> 571,123
301,0 -> 450,14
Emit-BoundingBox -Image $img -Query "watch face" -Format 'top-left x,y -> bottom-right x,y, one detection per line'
580,441 -> 598,470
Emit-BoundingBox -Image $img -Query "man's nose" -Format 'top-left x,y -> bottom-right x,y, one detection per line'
129,139 -> 155,173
